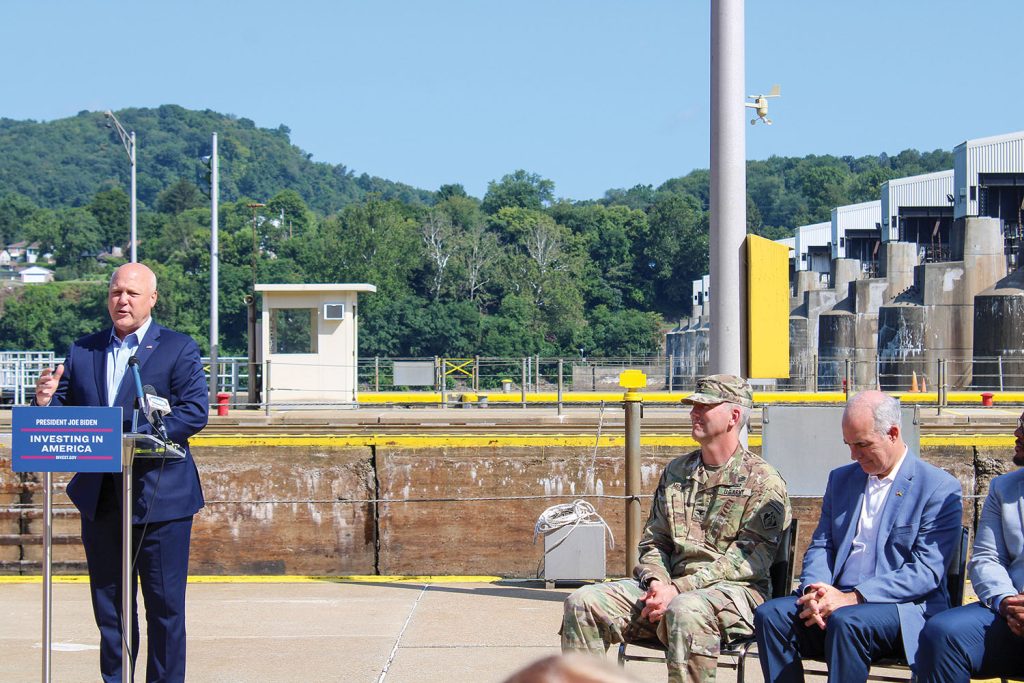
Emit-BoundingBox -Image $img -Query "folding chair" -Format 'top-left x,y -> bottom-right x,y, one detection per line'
617,520 -> 800,681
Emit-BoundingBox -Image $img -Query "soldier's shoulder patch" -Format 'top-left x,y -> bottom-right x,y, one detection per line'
760,500 -> 784,531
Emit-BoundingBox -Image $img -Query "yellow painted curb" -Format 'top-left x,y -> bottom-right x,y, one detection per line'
356,391 -> 1024,404
357,391 -> 853,404
0,575 -> 503,585
920,435 -> 1016,447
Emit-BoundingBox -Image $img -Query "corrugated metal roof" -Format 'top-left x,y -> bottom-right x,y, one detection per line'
881,170 -> 953,241
954,129 -> 1024,151
831,201 -> 880,258
954,130 -> 1024,219
794,222 -> 830,271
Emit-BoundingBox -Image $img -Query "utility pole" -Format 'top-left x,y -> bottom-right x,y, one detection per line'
246,203 -> 266,408
103,111 -> 137,262
208,134 -> 220,405
709,0 -> 748,377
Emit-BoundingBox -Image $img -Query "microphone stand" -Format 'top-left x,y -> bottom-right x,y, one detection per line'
123,357 -> 146,681
120,358 -> 186,681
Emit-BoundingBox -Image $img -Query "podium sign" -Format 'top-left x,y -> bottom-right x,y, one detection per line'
12,406 -> 122,473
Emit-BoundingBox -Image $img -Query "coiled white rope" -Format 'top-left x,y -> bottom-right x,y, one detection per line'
533,499 -> 615,551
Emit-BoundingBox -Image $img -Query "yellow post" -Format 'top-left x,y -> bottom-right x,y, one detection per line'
620,369 -> 646,577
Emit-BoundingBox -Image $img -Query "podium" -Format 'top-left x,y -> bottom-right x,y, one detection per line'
11,406 -> 184,683
118,433 -> 184,682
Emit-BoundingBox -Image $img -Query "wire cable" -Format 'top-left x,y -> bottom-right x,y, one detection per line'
533,499 -> 615,550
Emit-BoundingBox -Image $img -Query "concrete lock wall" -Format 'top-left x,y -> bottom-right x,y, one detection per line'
1,440 -> 1016,578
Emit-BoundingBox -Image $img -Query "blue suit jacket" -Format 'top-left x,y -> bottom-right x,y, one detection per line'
969,468 -> 1024,612
51,321 -> 209,524
799,454 -> 962,666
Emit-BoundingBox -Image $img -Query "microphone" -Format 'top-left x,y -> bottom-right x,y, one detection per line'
143,384 -> 172,442
143,385 -> 171,419
127,356 -> 146,410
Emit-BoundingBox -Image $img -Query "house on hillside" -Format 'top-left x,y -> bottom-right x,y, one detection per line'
5,241 -> 42,264
19,266 -> 54,284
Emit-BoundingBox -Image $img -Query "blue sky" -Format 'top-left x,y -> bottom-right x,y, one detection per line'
3,1 -> 1022,201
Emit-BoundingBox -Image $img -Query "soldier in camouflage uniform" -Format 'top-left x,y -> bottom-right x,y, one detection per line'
561,374 -> 792,683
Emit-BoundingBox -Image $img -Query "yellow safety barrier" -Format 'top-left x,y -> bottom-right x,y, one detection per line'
355,391 -> 1024,405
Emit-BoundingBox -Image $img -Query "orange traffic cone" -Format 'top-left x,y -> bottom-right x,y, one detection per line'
910,371 -> 919,393
920,377 -> 927,392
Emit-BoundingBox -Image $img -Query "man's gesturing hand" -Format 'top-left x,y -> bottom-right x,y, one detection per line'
35,364 -> 64,406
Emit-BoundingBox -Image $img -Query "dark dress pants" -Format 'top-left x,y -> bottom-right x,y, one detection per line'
917,602 -> 1024,683
81,495 -> 194,683
754,595 -> 902,683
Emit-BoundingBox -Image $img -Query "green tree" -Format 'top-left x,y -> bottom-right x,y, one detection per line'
549,202 -> 647,309
266,189 -> 313,239
22,208 -> 60,257
0,282 -> 107,353
295,196 -> 421,296
793,158 -> 852,221
585,305 -> 663,357
155,179 -> 204,215
437,183 -> 468,201
481,170 -> 555,214
0,193 -> 39,246
638,193 -> 708,317
88,187 -> 130,250
479,294 -> 545,356
54,208 -> 104,269
601,184 -> 657,211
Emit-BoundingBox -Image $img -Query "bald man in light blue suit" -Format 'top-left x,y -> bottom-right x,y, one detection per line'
917,410 -> 1024,683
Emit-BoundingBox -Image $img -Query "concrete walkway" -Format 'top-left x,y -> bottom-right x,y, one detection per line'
0,579 -> 793,683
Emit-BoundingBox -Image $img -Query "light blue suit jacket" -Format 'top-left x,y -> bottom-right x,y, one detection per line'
800,454 -> 963,666
969,468 -> 1024,612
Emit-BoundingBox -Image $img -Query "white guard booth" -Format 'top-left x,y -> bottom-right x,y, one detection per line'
255,283 -> 376,406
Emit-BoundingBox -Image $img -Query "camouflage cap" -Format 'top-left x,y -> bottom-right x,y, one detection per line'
681,374 -> 754,408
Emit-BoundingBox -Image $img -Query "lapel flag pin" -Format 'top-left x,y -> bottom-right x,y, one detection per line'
895,491 -> 903,497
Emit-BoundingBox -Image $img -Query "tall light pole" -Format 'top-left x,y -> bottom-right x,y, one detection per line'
205,134 -> 220,404
709,0 -> 747,377
246,203 -> 266,408
103,111 -> 137,262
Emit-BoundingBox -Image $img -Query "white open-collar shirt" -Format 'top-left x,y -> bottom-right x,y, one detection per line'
837,446 -> 909,588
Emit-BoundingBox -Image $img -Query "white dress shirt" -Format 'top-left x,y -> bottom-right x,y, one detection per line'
838,447 -> 909,588
106,317 -> 152,406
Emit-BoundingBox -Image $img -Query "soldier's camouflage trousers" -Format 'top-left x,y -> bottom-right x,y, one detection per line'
560,579 -> 753,683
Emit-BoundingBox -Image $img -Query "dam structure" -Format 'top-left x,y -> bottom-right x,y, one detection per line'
673,129 -> 1024,394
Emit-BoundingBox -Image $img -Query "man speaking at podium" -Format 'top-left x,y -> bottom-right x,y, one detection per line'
33,262 -> 209,683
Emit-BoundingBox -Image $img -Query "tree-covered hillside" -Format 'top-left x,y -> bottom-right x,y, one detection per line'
0,106 -> 953,359
0,105 -> 431,215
